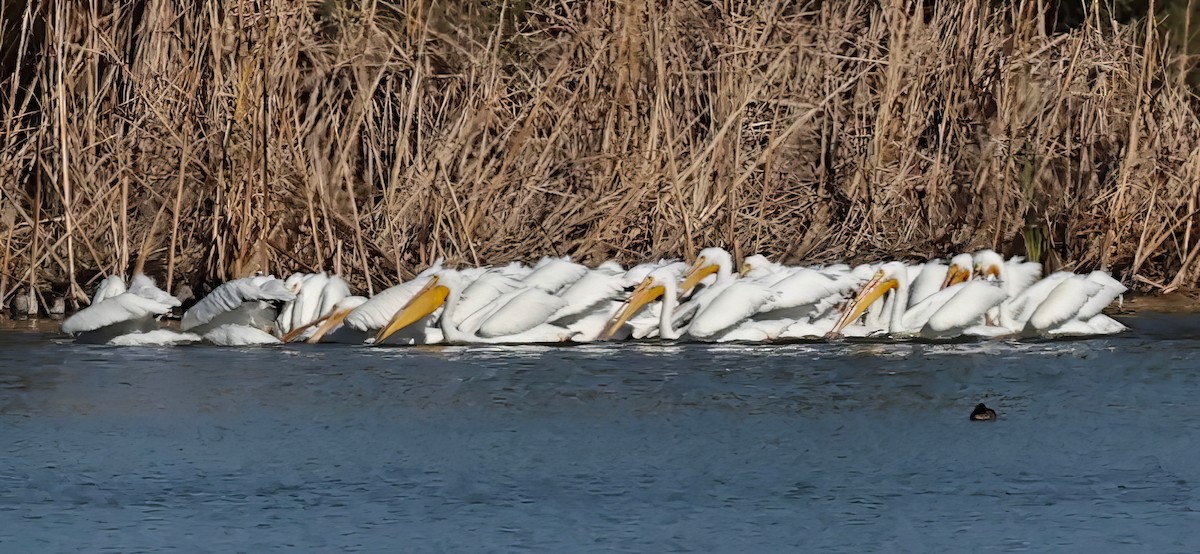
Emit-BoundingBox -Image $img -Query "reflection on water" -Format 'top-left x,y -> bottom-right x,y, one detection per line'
2,313 -> 1199,551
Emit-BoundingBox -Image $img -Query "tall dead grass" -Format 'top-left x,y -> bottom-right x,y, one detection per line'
2,0 -> 1199,305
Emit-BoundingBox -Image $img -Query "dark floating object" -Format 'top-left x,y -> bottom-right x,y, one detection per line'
970,403 -> 997,421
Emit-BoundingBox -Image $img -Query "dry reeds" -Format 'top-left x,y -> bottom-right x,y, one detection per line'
2,0 -> 1199,304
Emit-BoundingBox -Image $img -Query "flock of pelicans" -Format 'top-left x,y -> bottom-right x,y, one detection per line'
58,247 -> 1128,346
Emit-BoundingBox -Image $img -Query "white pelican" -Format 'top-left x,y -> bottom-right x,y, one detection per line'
602,268 -> 692,340
108,329 -> 201,346
61,274 -> 194,345
828,262 -> 1007,338
375,270 -> 572,344
541,265 -> 629,342
315,264 -> 544,344
775,263 -> 879,339
181,276 -> 295,344
276,272 -> 353,342
331,263 -> 447,344
298,296 -> 369,344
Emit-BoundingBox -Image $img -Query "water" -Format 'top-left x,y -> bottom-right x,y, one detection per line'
2,313 -> 1199,551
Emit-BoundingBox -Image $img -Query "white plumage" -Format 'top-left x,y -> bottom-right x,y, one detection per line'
109,329 -> 201,346
202,324 -> 281,346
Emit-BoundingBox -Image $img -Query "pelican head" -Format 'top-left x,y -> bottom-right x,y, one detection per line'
827,262 -> 905,338
374,274 -> 453,344
740,254 -> 774,278
284,272 -> 309,294
680,247 -> 733,295
972,250 -> 1004,281
941,253 -> 974,288
600,269 -> 672,340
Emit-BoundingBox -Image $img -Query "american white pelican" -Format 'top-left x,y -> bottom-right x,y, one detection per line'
375,270 -> 572,344
939,254 -> 975,288
61,274 -> 191,345
961,260 -> 1125,337
276,272 -> 353,342
335,264 -> 446,344
602,268 -> 690,340
828,262 -> 1007,338
958,249 -> 1043,334
679,247 -> 737,295
92,275 -> 128,303
622,259 -> 688,286
300,296 -> 369,344
181,276 -> 295,336
542,265 -> 629,342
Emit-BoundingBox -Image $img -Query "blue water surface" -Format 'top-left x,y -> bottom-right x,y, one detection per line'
2,313 -> 1199,552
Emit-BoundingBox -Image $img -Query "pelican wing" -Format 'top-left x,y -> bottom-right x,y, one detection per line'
899,285 -> 958,332
288,272 -> 330,332
92,275 -> 127,304
550,271 -> 626,321
1000,272 -> 1073,329
687,282 -> 774,339
181,277 -> 295,331
1028,277 -> 1104,331
521,258 -> 588,293
1003,260 -> 1043,297
128,274 -> 180,307
108,329 -> 201,346
760,269 -> 843,312
1076,271 -> 1126,320
453,273 -> 521,326
475,288 -> 567,338
923,282 -> 1007,334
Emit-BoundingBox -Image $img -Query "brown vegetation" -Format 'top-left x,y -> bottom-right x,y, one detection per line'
2,0 -> 1199,306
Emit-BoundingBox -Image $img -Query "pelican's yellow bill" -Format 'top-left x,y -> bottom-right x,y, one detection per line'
828,273 -> 898,337
679,256 -> 717,295
941,265 -> 970,288
280,313 -> 330,343
600,280 -> 666,340
305,308 -> 353,344
374,277 -> 449,344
